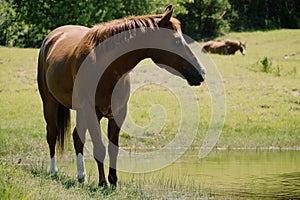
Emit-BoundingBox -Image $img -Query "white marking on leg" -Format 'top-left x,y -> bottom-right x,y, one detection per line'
49,157 -> 58,174
77,153 -> 86,183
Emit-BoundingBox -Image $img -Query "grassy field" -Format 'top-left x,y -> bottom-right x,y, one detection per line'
0,29 -> 299,199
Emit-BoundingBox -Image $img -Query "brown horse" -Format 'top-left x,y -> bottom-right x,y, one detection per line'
37,5 -> 205,189
202,39 -> 246,55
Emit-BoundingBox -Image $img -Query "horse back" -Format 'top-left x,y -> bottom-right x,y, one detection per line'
202,41 -> 226,54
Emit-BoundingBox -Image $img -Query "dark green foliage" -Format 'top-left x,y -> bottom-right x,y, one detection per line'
0,0 -> 169,47
228,0 -> 300,31
177,0 -> 231,40
1,0 -> 127,47
1,0 -> 300,47
122,0 -> 156,16
178,0 -> 300,39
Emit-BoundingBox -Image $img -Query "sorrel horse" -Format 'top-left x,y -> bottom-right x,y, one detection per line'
37,5 -> 205,188
202,39 -> 246,55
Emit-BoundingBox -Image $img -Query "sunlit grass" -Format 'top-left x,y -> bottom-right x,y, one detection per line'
0,29 -> 299,199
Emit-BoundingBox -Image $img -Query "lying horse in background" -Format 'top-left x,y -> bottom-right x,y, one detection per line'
202,39 -> 246,55
37,5 -> 205,189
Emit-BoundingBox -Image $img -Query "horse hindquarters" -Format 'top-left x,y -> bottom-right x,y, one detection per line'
202,44 -> 210,53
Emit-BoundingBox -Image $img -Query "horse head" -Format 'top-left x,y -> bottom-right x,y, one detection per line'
239,41 -> 246,56
147,5 -> 205,86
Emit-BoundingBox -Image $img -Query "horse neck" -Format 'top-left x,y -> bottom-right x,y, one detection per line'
71,36 -> 150,82
228,43 -> 239,53
74,20 -> 161,83
97,49 -> 149,95
110,49 -> 149,76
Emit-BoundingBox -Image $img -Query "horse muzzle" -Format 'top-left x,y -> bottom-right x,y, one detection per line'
190,61 -> 206,86
185,70 -> 205,86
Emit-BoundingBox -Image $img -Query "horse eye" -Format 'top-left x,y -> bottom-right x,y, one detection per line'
175,39 -> 181,45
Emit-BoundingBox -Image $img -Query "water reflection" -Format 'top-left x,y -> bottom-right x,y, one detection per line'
246,172 -> 300,199
171,150 -> 300,199
61,150 -> 300,199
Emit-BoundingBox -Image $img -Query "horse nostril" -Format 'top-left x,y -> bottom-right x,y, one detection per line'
200,69 -> 206,80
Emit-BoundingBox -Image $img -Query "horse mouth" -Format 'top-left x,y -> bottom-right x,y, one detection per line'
186,73 -> 204,86
188,79 -> 203,86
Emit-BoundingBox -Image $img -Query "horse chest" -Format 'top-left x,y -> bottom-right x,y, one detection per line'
95,97 -> 128,119
95,87 -> 130,119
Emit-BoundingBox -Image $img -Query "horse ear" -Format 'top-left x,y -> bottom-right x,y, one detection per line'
165,5 -> 173,12
159,5 -> 174,27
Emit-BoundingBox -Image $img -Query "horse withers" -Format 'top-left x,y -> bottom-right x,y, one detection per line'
202,39 -> 246,55
37,5 -> 205,189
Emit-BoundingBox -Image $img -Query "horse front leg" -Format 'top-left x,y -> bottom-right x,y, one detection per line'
91,132 -> 107,188
73,127 -> 86,183
73,110 -> 88,183
77,107 -> 107,188
107,119 -> 120,188
107,108 -> 126,188
90,114 -> 107,188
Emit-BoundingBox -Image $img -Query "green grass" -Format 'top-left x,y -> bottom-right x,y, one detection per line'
0,29 -> 300,199
208,29 -> 300,148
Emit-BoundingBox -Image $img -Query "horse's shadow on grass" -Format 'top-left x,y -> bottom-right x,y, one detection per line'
23,162 -> 114,197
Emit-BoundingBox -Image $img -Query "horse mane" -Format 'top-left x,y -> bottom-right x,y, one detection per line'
72,14 -> 181,66
82,14 -> 181,50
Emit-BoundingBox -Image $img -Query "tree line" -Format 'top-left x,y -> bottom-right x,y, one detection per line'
1,0 -> 299,48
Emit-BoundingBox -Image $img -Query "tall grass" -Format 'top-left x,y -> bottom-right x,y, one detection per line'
260,56 -> 272,73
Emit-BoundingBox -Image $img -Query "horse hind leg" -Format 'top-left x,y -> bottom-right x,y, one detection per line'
43,100 -> 59,174
43,99 -> 70,175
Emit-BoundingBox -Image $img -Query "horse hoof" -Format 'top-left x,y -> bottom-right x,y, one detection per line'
99,181 -> 108,189
98,183 -> 109,194
49,168 -> 58,176
110,184 -> 117,191
78,177 -> 86,183
77,173 -> 86,183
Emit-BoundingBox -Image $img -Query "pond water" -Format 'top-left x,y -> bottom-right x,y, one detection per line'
162,150 -> 300,199
61,150 -> 300,199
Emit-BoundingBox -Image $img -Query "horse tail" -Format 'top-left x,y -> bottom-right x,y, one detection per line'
57,103 -> 71,153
